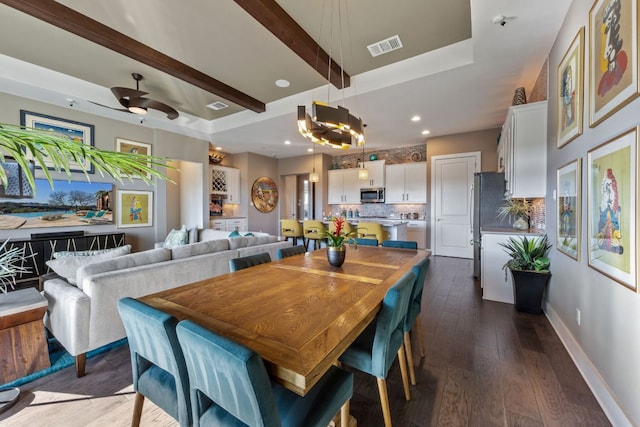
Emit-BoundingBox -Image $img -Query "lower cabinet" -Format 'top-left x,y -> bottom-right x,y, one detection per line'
210,218 -> 248,232
481,232 -> 516,304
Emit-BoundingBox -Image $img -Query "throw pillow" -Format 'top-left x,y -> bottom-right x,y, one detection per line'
244,232 -> 254,237
164,225 -> 188,249
228,229 -> 241,238
46,245 -> 131,285
187,225 -> 198,244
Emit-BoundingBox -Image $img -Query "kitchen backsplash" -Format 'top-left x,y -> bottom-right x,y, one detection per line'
328,203 -> 427,220
330,143 -> 426,168
529,197 -> 546,231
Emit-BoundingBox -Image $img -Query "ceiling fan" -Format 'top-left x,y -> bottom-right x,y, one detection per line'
94,73 -> 179,120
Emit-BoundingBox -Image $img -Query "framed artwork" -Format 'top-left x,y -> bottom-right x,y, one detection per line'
116,137 -> 152,179
587,128 -> 637,291
20,110 -> 95,173
556,158 -> 582,260
251,176 -> 278,213
117,189 -> 153,228
557,27 -> 584,148
589,0 -> 638,127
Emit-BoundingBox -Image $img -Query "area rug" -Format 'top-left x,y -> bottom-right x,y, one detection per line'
0,337 -> 128,389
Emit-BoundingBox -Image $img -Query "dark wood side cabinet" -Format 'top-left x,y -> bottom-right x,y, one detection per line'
2,232 -> 125,288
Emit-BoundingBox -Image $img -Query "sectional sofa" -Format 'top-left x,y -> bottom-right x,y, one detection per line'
42,231 -> 291,377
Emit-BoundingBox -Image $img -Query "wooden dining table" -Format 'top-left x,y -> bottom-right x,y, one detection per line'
140,245 -> 430,396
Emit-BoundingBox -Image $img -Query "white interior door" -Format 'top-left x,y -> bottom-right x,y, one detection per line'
431,153 -> 479,258
283,175 -> 297,219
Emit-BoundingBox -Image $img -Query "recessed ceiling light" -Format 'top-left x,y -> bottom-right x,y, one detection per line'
411,115 -> 421,122
307,148 -> 313,153
284,140 -> 291,145
275,79 -> 290,88
215,146 -> 222,151
421,130 -> 430,135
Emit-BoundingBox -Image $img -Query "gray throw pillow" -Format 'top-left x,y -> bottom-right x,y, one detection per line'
163,225 -> 188,249
46,245 -> 131,285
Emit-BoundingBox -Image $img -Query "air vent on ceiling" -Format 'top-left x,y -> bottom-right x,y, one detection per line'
367,35 -> 403,57
206,101 -> 229,111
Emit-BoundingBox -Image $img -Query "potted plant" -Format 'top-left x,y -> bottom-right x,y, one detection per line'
497,198 -> 532,230
322,216 -> 357,267
499,234 -> 552,314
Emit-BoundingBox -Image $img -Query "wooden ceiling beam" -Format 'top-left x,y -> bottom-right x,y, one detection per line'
233,0 -> 350,89
0,0 -> 266,113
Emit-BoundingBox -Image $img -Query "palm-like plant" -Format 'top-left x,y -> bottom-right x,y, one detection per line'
500,234 -> 551,272
322,216 -> 357,248
0,240 -> 33,293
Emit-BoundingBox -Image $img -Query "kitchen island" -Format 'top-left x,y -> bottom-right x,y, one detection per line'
321,218 -> 408,241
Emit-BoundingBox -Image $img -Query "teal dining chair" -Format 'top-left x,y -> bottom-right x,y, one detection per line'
229,252 -> 271,272
277,244 -> 306,259
382,240 -> 418,249
117,297 -> 191,427
404,256 -> 431,385
354,237 -> 378,246
176,319 -> 354,427
338,270 -> 416,427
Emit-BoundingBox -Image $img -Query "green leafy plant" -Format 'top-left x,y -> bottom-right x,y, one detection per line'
499,234 -> 552,272
0,123 -> 175,191
0,239 -> 33,293
321,216 -> 357,248
497,198 -> 532,221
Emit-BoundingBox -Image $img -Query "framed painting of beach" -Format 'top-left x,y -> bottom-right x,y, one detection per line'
116,138 -> 152,179
556,158 -> 581,260
20,110 -> 95,173
589,0 -> 638,127
557,27 -> 584,148
587,128 -> 637,291
117,189 -> 153,228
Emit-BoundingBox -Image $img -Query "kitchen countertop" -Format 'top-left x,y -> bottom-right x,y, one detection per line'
481,226 -> 544,235
210,216 -> 247,219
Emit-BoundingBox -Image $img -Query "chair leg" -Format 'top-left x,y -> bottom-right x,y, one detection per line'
304,237 -> 309,251
376,378 -> 393,427
340,400 -> 350,427
132,392 -> 145,427
404,332 -> 416,386
415,314 -> 425,357
75,353 -> 86,377
397,346 -> 411,401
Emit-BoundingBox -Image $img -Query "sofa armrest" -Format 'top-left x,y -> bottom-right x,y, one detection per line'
42,278 -> 91,356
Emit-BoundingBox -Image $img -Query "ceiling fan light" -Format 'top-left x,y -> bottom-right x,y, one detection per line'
128,106 -> 148,115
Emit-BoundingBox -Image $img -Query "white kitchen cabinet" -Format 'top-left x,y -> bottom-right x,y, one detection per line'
500,101 -> 547,198
481,232 -> 515,304
210,165 -> 240,204
328,169 -> 361,204
385,163 -> 427,203
209,218 -> 248,232
357,160 -> 385,188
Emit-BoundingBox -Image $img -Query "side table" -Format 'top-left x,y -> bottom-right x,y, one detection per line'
0,287 -> 50,384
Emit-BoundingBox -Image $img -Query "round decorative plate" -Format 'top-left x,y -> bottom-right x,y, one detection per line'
410,151 -> 422,162
251,176 -> 278,213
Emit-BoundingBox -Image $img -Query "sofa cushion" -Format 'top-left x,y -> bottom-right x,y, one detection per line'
46,245 -> 131,286
53,246 -> 129,259
245,235 -> 278,247
76,248 -> 171,290
228,236 -> 248,250
171,239 -> 230,260
187,225 -> 198,244
163,225 -> 188,248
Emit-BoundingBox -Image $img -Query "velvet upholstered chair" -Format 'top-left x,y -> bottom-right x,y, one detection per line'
277,244 -> 306,260
117,297 -> 191,427
303,220 -> 327,250
382,239 -> 418,250
176,319 -> 354,427
357,222 -> 388,246
339,270 -> 416,427
280,219 -> 303,246
404,256 -> 431,385
354,237 -> 379,247
229,252 -> 271,272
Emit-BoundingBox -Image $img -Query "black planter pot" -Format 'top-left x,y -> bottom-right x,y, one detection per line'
327,246 -> 346,267
509,269 -> 551,314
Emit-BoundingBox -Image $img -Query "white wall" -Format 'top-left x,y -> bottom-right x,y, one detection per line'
546,2 -> 640,425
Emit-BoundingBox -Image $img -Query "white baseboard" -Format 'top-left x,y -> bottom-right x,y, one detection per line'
544,304 -> 632,427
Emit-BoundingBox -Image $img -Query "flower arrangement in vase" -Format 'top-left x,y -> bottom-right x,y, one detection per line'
322,216 -> 357,267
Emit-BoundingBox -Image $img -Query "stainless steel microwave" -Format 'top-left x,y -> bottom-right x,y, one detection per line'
360,187 -> 385,203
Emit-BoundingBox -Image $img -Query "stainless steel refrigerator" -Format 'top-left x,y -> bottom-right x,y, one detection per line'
472,172 -> 509,278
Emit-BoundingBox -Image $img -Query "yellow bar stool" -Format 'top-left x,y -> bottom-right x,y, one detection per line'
280,219 -> 303,246
357,222 -> 387,246
303,220 -> 327,251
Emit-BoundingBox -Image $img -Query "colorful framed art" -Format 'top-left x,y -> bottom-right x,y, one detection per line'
251,176 -> 278,213
20,110 -> 95,173
556,158 -> 582,260
588,0 -> 638,127
557,27 -> 584,148
116,137 -> 152,179
117,189 -> 153,228
587,128 -> 637,291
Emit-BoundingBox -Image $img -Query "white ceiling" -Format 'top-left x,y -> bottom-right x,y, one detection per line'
0,0 -> 571,159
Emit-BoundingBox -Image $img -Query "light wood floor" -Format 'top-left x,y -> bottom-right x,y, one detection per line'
0,256 -> 609,426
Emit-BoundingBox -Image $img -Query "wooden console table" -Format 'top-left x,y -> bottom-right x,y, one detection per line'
0,288 -> 50,383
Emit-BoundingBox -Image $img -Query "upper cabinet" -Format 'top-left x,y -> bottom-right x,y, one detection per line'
328,168 -> 361,204
210,165 -> 240,204
385,163 -> 427,203
357,159 -> 385,188
499,101 -> 547,198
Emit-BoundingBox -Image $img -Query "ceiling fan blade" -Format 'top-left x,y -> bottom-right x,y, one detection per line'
111,86 -> 148,107
136,98 -> 179,120
88,100 -> 132,114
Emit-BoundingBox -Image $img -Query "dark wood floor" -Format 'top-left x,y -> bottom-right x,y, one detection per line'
1,256 -> 609,426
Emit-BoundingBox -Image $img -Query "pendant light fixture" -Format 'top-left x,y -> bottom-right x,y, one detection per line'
297,0 -> 365,150
358,141 -> 368,180
310,143 -> 319,183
